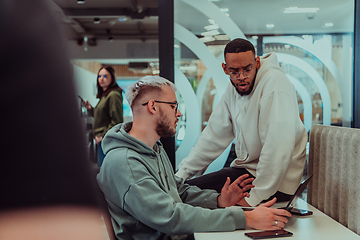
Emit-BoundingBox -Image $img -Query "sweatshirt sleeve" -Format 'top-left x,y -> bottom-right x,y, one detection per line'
176,90 -> 235,180
98,152 -> 246,236
246,86 -> 298,206
175,175 -> 219,209
124,177 -> 246,235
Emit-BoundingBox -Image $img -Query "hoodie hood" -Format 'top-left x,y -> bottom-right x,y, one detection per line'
252,52 -> 285,94
101,122 -> 172,193
102,122 -> 160,157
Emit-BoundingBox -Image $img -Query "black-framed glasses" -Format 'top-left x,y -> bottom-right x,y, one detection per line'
142,100 -> 178,113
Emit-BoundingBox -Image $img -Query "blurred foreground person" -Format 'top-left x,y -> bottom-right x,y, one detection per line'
0,0 -> 104,239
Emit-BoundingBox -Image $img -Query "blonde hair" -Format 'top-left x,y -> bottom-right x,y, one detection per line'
125,75 -> 177,107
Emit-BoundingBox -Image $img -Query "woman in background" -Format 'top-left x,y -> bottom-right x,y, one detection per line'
84,66 -> 123,167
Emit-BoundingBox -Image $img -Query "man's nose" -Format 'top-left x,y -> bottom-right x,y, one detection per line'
238,72 -> 247,80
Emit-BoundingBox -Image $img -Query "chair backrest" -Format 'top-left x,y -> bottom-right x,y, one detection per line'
308,124 -> 360,235
92,168 -> 117,240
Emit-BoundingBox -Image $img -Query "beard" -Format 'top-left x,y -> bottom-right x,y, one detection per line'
155,109 -> 176,138
231,70 -> 257,96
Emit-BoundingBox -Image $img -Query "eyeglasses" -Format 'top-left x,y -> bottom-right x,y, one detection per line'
228,68 -> 253,80
142,100 -> 178,113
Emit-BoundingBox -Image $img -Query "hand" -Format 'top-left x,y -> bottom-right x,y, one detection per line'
217,174 -> 255,208
244,198 -> 292,230
237,198 -> 251,207
95,136 -> 103,144
83,100 -> 92,110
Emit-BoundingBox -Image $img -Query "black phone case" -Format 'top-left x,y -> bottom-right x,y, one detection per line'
290,208 -> 313,216
245,230 -> 293,239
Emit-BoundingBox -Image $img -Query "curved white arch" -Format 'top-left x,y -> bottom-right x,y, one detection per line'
286,74 -> 313,132
175,68 -> 201,167
181,0 -> 245,40
264,36 -> 347,124
196,70 -> 212,110
174,16 -> 237,170
175,1 -> 345,173
196,54 -> 226,117
276,53 -> 332,126
175,23 -> 228,97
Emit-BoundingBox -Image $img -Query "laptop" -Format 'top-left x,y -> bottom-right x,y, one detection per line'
282,174 -> 313,212
241,174 -> 313,213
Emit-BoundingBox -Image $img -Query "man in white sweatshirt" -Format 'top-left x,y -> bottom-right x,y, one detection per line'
176,38 -> 308,207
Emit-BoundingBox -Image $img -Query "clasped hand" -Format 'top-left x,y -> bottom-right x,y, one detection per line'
217,174 -> 254,208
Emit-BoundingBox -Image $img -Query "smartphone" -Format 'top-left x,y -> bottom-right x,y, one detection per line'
78,95 -> 85,103
290,208 -> 313,216
245,230 -> 293,239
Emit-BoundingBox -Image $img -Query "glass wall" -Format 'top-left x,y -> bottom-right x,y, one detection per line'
173,0 -> 355,170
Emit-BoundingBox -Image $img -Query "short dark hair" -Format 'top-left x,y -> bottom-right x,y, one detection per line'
224,38 -> 256,58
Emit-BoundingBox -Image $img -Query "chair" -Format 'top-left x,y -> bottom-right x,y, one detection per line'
307,124 -> 360,235
92,168 -> 117,240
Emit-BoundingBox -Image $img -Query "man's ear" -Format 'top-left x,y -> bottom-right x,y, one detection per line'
147,100 -> 157,114
222,63 -> 227,74
255,56 -> 261,69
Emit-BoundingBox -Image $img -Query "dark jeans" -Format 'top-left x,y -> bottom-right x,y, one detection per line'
185,167 -> 292,203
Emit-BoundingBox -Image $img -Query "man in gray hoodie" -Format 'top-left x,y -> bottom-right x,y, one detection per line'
97,75 -> 291,240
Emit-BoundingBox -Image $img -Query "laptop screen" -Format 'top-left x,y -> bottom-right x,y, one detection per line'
284,175 -> 313,211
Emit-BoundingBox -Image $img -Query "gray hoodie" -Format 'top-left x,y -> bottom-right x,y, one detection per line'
97,122 -> 246,240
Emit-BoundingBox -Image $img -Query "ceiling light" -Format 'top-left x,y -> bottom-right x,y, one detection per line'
252,36 -> 258,40
179,65 -> 197,71
215,35 -> 229,41
204,24 -> 219,31
208,19 -> 216,25
201,29 -> 220,36
220,8 -> 229,12
266,24 -> 274,29
225,13 -> 230,17
215,35 -> 229,40
94,18 -> 100,24
284,7 -> 319,13
284,44 -> 291,49
325,22 -> 333,27
174,44 -> 180,48
83,36 -> 88,51
77,0 -> 84,4
200,36 -> 215,43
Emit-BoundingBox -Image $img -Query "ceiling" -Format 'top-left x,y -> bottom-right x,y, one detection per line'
175,0 -> 354,37
50,0 -> 159,41
51,0 -> 354,43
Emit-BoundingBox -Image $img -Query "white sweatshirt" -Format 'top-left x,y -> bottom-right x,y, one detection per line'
176,53 -> 308,206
